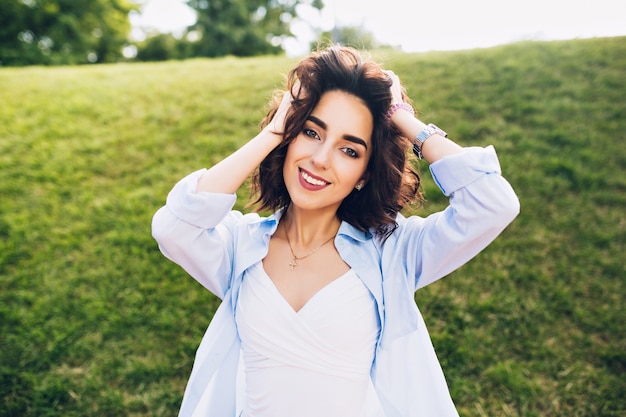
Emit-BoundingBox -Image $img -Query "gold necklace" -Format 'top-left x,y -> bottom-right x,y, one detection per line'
285,232 -> 335,271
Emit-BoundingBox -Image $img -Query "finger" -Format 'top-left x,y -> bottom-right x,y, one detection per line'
385,71 -> 404,103
268,90 -> 292,133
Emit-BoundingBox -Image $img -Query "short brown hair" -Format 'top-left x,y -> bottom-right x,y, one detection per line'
252,45 -> 422,238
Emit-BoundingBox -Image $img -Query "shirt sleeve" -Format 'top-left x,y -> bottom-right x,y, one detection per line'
397,146 -> 520,290
151,169 -> 242,299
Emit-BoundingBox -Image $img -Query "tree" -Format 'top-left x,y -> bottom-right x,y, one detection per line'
312,25 -> 382,52
185,0 -> 317,57
0,0 -> 137,66
135,33 -> 178,62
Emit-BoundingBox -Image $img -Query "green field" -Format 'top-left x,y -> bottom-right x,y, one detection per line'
1,37 -> 624,416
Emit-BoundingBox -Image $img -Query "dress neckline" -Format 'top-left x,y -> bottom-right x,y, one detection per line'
254,262 -> 355,314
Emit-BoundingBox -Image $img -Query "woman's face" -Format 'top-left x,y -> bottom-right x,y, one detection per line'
283,90 -> 373,214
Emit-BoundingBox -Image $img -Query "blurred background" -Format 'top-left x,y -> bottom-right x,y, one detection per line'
1,0 -> 625,65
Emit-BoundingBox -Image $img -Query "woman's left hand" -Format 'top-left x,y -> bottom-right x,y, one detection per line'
385,70 -> 405,105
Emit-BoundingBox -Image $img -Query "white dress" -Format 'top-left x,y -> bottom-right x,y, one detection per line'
235,262 -> 381,417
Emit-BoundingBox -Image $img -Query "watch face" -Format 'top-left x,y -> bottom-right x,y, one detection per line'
429,124 -> 447,138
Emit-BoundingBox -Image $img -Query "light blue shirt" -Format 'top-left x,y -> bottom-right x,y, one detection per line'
152,146 -> 520,417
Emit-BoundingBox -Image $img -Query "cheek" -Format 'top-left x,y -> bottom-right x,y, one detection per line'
354,153 -> 372,181
283,139 -> 300,165
339,162 -> 368,187
283,140 -> 303,178
284,136 -> 306,160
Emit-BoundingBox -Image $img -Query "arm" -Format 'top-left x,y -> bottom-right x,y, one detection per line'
195,91 -> 292,193
152,91 -> 293,297
152,170 -> 243,299
386,70 -> 463,163
404,147 -> 520,290
384,72 -> 519,289
390,109 -> 463,163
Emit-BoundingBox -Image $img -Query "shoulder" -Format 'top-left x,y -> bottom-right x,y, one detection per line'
230,210 -> 280,240
382,212 -> 430,242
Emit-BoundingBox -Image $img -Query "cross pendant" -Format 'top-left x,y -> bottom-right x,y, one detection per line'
289,258 -> 297,271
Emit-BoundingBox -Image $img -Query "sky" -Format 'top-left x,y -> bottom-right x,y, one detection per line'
130,0 -> 626,56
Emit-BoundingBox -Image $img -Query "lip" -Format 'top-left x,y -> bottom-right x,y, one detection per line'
298,168 -> 330,191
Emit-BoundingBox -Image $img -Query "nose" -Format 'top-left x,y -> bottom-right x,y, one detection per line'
310,141 -> 331,169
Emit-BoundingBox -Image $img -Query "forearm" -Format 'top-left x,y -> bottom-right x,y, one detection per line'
390,109 -> 463,164
406,146 -> 520,290
196,129 -> 282,194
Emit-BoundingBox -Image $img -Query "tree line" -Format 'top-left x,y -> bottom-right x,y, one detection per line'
0,0 -> 381,66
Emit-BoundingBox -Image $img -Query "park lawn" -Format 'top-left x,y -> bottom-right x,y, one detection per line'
1,37 -> 624,416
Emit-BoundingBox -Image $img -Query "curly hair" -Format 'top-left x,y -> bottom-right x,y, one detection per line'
251,45 -> 423,238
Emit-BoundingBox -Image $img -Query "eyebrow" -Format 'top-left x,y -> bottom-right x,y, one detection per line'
307,115 -> 368,150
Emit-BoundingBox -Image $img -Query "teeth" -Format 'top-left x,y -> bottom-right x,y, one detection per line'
302,171 -> 327,186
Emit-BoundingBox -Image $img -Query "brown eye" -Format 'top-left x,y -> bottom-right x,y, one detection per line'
303,128 -> 320,140
342,148 -> 359,159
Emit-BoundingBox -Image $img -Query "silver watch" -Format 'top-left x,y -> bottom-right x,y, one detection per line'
413,123 -> 447,159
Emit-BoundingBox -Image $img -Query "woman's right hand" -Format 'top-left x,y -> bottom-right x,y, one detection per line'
197,85 -> 300,194
264,80 -> 303,136
264,88 -> 294,135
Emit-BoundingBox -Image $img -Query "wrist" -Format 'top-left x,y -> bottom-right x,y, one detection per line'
413,123 -> 447,160
258,127 -> 284,148
386,102 -> 414,119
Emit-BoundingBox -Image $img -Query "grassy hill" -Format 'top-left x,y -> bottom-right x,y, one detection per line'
1,37 -> 624,416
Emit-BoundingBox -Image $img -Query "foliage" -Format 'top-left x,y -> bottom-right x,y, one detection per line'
135,33 -> 182,62
184,0 -> 318,58
312,25 -> 382,51
0,37 -> 624,416
0,0 -> 137,66
132,23 -> 386,63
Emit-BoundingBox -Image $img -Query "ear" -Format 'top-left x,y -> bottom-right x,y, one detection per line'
360,171 -> 370,187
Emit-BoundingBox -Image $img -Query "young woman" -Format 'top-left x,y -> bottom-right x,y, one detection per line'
152,45 -> 519,417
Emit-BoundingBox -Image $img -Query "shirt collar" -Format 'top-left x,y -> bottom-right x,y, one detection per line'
254,209 -> 372,242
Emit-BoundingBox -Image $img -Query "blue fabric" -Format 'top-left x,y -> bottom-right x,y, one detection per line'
152,146 -> 519,417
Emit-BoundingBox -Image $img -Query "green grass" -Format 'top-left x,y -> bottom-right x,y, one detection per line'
1,37 -> 624,416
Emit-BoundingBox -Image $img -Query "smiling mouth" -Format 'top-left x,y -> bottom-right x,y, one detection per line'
300,169 -> 330,186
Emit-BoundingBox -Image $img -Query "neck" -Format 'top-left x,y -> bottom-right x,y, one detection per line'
281,206 -> 340,247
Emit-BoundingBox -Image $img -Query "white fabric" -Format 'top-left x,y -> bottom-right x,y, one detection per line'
236,262 -> 380,417
151,146 -> 520,417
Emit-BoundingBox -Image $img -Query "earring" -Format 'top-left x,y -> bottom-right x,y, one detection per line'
355,183 -> 364,191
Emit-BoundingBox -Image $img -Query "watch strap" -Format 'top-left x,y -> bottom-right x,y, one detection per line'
413,123 -> 447,159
